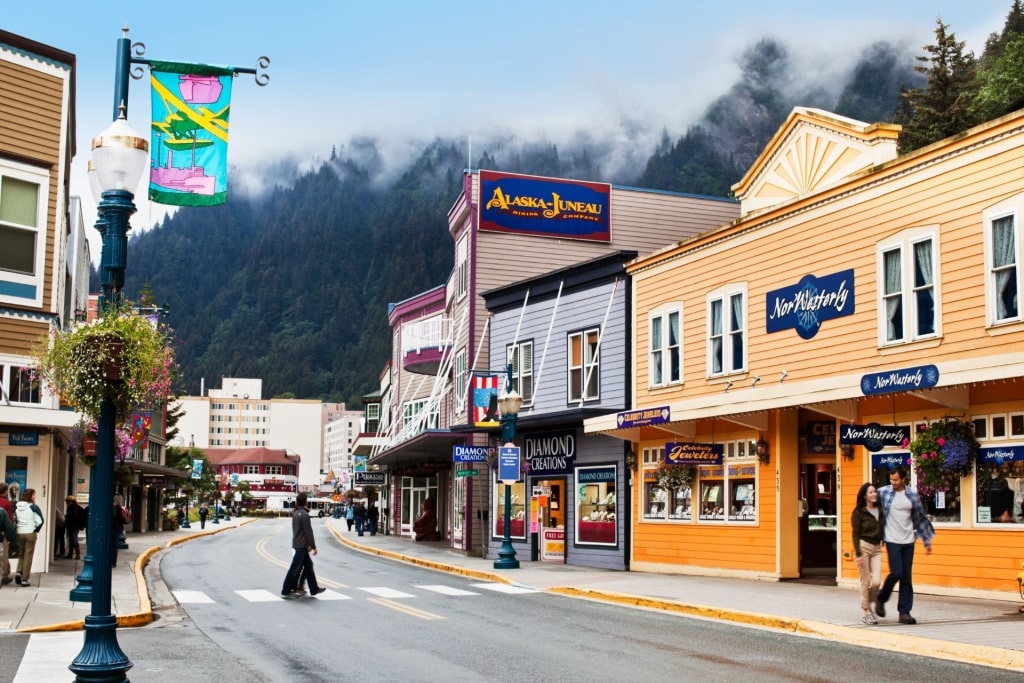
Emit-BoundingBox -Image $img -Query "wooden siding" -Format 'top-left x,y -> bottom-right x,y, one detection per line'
0,316 -> 47,356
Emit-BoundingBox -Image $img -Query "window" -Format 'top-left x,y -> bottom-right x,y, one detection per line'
507,341 -> 534,407
404,398 -> 439,430
986,209 -> 1020,324
576,465 -> 617,545
456,235 -> 469,301
3,365 -> 41,405
454,349 -> 467,413
265,466 -> 283,475
0,163 -> 49,306
568,328 -> 600,402
877,228 -> 939,345
972,411 -> 1024,525
649,306 -> 681,387
366,403 -> 380,422
493,477 -> 527,539
707,286 -> 746,376
641,443 -> 757,524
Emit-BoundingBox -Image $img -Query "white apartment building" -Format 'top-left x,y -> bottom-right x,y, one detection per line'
174,378 -> 323,491
323,405 -> 362,488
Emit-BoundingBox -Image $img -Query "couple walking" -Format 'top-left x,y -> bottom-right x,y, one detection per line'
281,492 -> 326,599
852,466 -> 935,626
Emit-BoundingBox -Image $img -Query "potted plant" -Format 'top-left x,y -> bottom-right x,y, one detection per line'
904,418 -> 980,495
655,462 -> 697,490
31,303 -> 177,420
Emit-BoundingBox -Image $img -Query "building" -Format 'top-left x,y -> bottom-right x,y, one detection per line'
585,106 -> 1024,600
174,377 -> 323,492
366,171 -> 740,554
0,30 -> 79,578
322,403 -> 362,489
206,446 -> 300,510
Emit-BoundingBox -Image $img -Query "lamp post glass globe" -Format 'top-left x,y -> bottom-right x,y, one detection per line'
91,114 -> 148,192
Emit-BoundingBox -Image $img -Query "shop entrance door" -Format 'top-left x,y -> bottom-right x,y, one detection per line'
799,464 -> 837,576
400,476 -> 438,538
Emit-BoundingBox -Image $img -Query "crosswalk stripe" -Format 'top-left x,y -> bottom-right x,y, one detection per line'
13,632 -> 81,683
236,589 -> 282,602
416,584 -> 480,596
307,589 -> 350,601
358,586 -> 416,599
470,583 -> 539,594
173,590 -> 216,604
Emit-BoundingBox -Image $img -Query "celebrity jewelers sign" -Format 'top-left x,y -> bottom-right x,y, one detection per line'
766,269 -> 854,339
664,442 -> 724,465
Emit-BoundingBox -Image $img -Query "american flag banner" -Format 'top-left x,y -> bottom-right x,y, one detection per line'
473,373 -> 501,427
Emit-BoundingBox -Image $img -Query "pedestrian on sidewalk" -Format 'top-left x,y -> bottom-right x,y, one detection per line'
0,483 -> 14,585
14,488 -> 44,587
111,496 -> 127,568
281,492 -> 325,599
354,503 -> 366,536
876,466 -> 934,625
64,496 -> 85,560
851,482 -> 883,625
53,502 -> 65,560
367,502 -> 379,536
345,504 -> 354,532
199,503 -> 209,529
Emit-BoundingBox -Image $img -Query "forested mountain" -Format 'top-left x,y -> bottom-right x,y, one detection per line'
116,7 -> 1024,406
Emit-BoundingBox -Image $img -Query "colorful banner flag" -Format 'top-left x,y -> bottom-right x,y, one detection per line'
149,60 -> 234,206
473,373 -> 501,427
191,459 -> 204,479
130,411 -> 152,450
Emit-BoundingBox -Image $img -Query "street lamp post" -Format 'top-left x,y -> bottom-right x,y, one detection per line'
68,109 -> 147,682
494,364 -> 522,570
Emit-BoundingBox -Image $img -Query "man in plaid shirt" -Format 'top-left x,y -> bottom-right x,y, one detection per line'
875,466 -> 935,624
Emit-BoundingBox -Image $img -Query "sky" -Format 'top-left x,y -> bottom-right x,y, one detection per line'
3,1 -> 1014,261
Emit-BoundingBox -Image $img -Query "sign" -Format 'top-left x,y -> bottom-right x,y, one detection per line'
664,442 -> 723,465
861,364 -> 939,396
578,466 -> 616,483
453,445 -> 493,462
354,471 -> 386,486
7,433 -> 38,446
498,446 -> 520,483
766,269 -> 854,339
479,171 -> 611,243
617,406 -> 670,429
472,374 -> 502,427
456,468 -> 479,477
523,430 -> 575,476
978,445 -> 1024,465
807,420 -> 837,454
870,452 -> 911,470
840,423 -> 911,452
191,459 -> 203,479
354,455 -> 368,472
541,528 -> 565,562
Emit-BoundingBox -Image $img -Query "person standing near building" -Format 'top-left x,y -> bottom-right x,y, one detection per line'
354,503 -> 366,536
367,502 -> 380,536
0,483 -> 14,585
14,488 -> 43,587
52,500 -> 65,560
64,496 -> 85,560
345,504 -> 355,532
199,502 -> 209,529
876,466 -> 934,624
850,483 -> 883,625
281,492 -> 326,599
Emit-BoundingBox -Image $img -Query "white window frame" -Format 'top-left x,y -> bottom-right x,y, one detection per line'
706,284 -> 747,377
404,397 -> 439,430
0,160 -> 50,307
456,234 -> 469,301
454,349 -> 468,414
876,226 -> 941,346
507,340 -> 534,408
984,199 -> 1022,326
568,327 -> 600,403
648,304 -> 682,388
1,362 -> 42,406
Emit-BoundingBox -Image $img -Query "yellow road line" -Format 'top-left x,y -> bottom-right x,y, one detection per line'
257,530 -> 348,589
367,597 -> 445,621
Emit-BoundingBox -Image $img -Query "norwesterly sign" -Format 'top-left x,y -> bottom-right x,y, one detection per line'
840,423 -> 911,452
766,269 -> 854,339
861,364 -> 939,396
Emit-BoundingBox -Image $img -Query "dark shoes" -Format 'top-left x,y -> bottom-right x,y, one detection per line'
16,580 -> 30,587
899,613 -> 917,624
0,577 -> 12,586
281,591 -> 300,600
874,601 -> 886,618
311,587 -> 326,596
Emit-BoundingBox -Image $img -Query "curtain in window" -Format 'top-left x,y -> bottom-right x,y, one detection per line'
993,216 -> 1018,320
650,317 -> 663,384
913,240 -> 934,336
884,249 -> 903,341
710,300 -> 723,374
668,311 -> 680,383
730,294 -> 744,371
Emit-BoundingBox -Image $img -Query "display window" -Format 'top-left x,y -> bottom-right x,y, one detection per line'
642,443 -> 755,524
493,478 -> 527,539
576,465 -> 616,545
975,448 -> 1024,525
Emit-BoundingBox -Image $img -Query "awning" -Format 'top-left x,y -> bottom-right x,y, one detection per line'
368,430 -> 467,468
124,459 -> 190,479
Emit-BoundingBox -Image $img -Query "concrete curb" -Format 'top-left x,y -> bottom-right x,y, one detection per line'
17,519 -> 256,633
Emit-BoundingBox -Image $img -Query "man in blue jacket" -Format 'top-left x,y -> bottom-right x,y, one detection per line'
875,466 -> 935,624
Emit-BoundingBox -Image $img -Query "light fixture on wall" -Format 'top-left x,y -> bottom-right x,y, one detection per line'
723,381 -> 734,393
625,450 -> 638,471
841,444 -> 856,461
751,376 -> 760,387
755,435 -> 770,465
780,370 -> 789,383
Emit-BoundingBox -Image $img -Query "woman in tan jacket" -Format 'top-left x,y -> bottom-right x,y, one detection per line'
851,482 -> 883,624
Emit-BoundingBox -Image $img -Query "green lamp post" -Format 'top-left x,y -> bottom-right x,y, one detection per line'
493,364 -> 522,570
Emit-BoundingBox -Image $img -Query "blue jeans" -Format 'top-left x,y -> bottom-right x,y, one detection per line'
878,542 -> 916,614
355,518 -> 364,535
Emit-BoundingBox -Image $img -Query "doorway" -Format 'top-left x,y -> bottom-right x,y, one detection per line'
799,464 -> 837,577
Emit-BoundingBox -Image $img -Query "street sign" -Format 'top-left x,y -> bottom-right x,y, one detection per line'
498,446 -> 520,484
456,468 -> 479,477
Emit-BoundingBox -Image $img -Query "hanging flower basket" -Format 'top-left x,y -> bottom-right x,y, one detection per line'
904,418 -> 979,494
31,304 -> 178,420
655,462 -> 696,490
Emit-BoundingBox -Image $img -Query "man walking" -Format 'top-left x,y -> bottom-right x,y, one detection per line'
876,466 -> 935,624
64,496 -> 85,560
281,492 -> 326,599
0,484 -> 12,585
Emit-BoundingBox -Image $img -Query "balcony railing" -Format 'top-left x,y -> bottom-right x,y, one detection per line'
401,317 -> 452,355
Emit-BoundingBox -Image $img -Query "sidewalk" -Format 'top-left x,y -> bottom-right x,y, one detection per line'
8,515 -> 1024,674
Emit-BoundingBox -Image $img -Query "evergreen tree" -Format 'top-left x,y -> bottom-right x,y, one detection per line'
895,18 -> 980,152
975,1 -> 1024,119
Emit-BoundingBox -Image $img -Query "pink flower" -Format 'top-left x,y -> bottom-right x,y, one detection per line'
901,438 -> 909,448
936,437 -> 945,447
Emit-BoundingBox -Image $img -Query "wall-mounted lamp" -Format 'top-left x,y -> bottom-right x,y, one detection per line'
625,450 -> 638,471
755,435 -> 770,465
751,376 -> 760,387
723,381 -> 734,393
780,370 -> 789,383
840,444 -> 856,461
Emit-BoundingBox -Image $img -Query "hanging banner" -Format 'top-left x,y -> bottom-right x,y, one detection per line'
130,411 -> 152,450
150,61 -> 234,206
472,373 -> 501,427
191,458 -> 204,479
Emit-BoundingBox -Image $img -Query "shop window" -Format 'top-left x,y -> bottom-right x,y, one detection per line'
649,305 -> 681,388
707,285 -> 746,377
876,227 -> 940,346
493,478 -> 526,539
0,164 -> 48,307
2,365 -> 41,405
576,465 -> 616,545
641,446 -> 672,521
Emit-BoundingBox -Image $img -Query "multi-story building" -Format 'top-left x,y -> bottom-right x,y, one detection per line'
174,377 -> 323,492
323,404 -> 362,487
585,106 -> 1024,599
0,30 -> 79,578
206,446 -> 301,510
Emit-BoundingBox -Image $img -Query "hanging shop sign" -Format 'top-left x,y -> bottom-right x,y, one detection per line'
870,452 -> 912,470
498,446 -> 521,484
617,406 -> 670,429
840,423 -> 911,452
354,471 -> 386,486
978,445 -> 1024,466
453,445 -> 493,462
664,442 -> 723,465
478,171 -> 611,243
523,430 -> 576,476
860,364 -> 939,396
766,269 -> 854,339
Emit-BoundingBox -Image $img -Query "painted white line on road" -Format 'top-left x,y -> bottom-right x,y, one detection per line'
14,632 -> 81,682
173,590 -> 215,604
309,589 -> 351,601
357,587 -> 416,599
471,583 -> 538,594
236,589 -> 282,602
416,585 -> 480,596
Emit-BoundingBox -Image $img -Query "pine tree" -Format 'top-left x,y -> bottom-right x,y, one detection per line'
975,0 -> 1024,118
895,18 -> 980,152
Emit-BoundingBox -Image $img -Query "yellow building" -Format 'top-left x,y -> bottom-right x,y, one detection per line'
586,107 -> 1024,600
